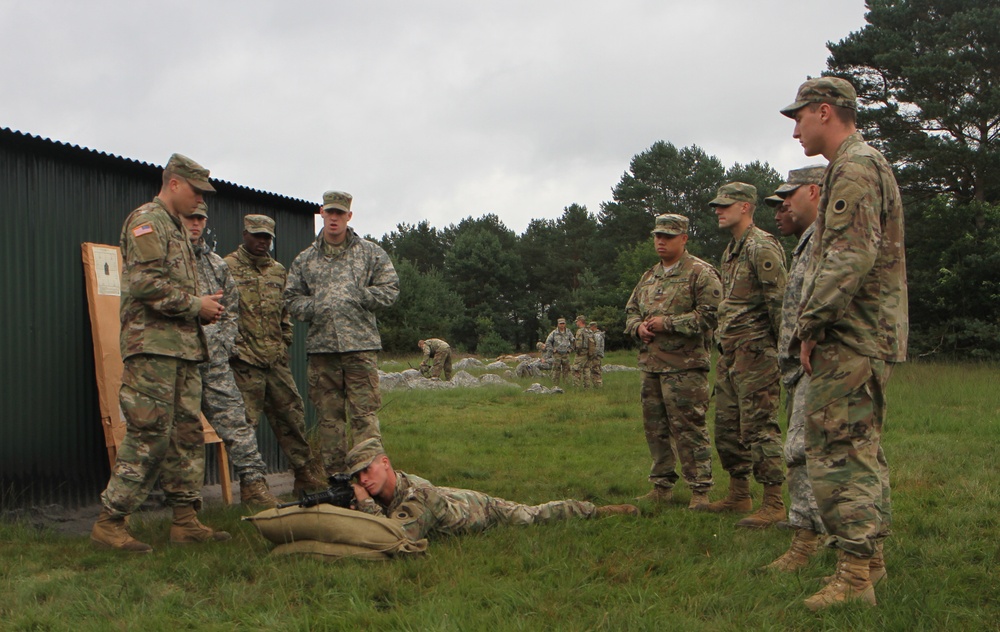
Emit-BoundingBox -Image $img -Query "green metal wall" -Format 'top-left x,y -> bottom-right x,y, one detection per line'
0,128 -> 320,509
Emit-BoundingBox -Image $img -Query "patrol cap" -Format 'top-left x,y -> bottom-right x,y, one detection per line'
244,214 -> 276,237
345,438 -> 386,476
709,182 -> 757,207
576,315 -> 587,323
557,318 -> 566,324
763,194 -> 785,208
535,341 -> 546,350
780,77 -> 857,118
191,202 -> 209,218
165,153 -> 216,193
322,190 -> 353,213
589,321 -> 598,327
651,214 -> 689,236
775,165 -> 827,196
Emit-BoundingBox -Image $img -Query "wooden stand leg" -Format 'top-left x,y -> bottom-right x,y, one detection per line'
216,443 -> 233,505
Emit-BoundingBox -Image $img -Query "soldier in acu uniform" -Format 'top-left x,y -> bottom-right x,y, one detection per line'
696,182 -> 788,530
225,214 -> 326,496
587,322 -> 604,388
782,76 -> 907,611
285,191 -> 400,475
625,214 -> 721,508
544,318 -> 574,385
183,204 -> 278,508
346,439 -> 638,541
91,154 -> 230,552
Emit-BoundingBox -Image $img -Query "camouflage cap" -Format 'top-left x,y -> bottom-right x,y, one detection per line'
191,202 -> 209,218
557,318 -> 566,324
535,341 -> 546,351
576,315 -> 587,323
345,438 -> 387,476
322,190 -> 353,213
763,194 -> 785,208
244,214 -> 276,237
709,182 -> 757,207
165,153 -> 216,193
775,165 -> 827,196
589,321 -> 598,328
651,213 -> 689,236
780,77 -> 857,118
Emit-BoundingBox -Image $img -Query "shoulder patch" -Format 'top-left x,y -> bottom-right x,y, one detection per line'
133,223 -> 154,238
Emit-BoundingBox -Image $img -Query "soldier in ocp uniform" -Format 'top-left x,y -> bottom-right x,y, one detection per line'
626,214 -> 721,508
346,439 -> 638,541
418,338 -> 453,380
544,318 -> 574,385
781,76 -> 907,611
91,153 -> 230,552
285,191 -> 400,476
571,315 -> 595,388
225,215 -> 327,496
588,322 -> 604,388
696,182 -> 788,529
183,204 -> 278,508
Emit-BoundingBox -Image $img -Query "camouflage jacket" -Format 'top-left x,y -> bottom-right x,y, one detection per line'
118,198 -> 207,361
777,223 -> 816,387
193,240 -> 241,364
545,328 -> 575,355
356,471 -> 433,519
285,228 -> 400,354
624,252 -> 722,373
592,331 -> 605,358
574,327 -> 595,357
717,225 -> 787,353
422,338 -> 450,359
798,132 -> 908,362
224,245 -> 292,368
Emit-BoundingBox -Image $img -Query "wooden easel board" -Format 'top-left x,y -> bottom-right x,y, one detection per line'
82,242 -> 232,504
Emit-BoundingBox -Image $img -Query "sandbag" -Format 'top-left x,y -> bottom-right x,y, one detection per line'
243,504 -> 428,559
271,540 -> 395,561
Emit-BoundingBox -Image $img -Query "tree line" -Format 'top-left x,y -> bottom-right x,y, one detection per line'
376,0 -> 1000,360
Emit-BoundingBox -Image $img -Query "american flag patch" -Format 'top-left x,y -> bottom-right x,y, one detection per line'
133,223 -> 154,237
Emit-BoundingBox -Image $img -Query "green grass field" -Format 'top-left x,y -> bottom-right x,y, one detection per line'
2,352 -> 998,630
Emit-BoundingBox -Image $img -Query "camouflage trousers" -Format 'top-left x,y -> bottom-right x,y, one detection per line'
420,351 -> 453,380
640,370 -> 713,493
551,352 -> 571,385
713,339 -> 785,486
308,351 -> 382,475
392,485 -> 596,541
589,357 -> 603,388
101,355 -> 204,516
231,357 -> 314,471
199,359 -> 267,484
572,354 -> 593,388
805,342 -> 893,558
783,375 -> 825,533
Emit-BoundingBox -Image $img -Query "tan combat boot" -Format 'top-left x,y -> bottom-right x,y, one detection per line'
822,540 -> 887,586
595,504 -> 641,517
804,549 -> 876,611
635,486 -> 673,504
687,491 -> 710,510
762,528 -> 820,572
239,477 -> 279,508
694,477 -> 752,513
169,506 -> 232,544
90,509 -> 153,553
736,484 -> 786,528
293,463 -> 328,496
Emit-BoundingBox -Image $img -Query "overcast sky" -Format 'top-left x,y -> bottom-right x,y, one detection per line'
1,1 -> 867,239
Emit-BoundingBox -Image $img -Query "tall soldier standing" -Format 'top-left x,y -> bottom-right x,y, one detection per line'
544,318 -> 574,385
781,76 -> 907,610
91,154 -> 230,552
626,214 -> 721,508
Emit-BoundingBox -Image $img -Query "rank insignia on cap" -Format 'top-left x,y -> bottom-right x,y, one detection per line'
133,224 -> 154,237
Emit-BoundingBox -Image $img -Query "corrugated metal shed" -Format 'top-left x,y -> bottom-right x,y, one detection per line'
0,127 -> 320,509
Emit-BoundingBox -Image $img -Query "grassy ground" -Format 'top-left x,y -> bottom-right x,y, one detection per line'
2,352 -> 998,630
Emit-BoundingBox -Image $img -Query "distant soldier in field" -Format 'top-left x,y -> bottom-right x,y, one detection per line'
183,204 -> 278,508
418,338 -> 453,380
285,191 -> 400,475
626,214 -> 721,508
571,315 -> 594,388
760,166 -> 828,572
225,215 -> 326,496
696,182 -> 787,529
347,439 -> 638,541
92,153 -> 229,553
782,76 -> 907,610
544,318 -> 574,385
588,322 -> 605,388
